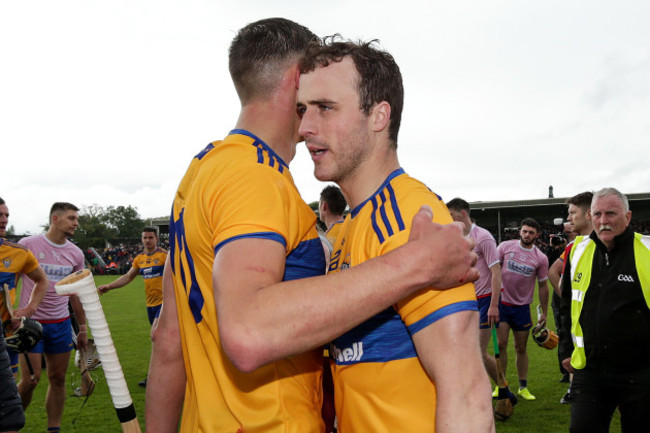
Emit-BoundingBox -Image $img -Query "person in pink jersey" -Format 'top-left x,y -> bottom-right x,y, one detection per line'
17,202 -> 87,433
446,198 -> 510,397
496,217 -> 549,402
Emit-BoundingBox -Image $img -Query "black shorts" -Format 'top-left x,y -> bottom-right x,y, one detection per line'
0,337 -> 25,431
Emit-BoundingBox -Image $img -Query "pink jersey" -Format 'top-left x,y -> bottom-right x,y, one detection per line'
469,224 -> 500,298
19,234 -> 84,321
497,239 -> 548,306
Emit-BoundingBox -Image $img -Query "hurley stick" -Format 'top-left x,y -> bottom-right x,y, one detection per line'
492,325 -> 514,421
55,269 -> 141,433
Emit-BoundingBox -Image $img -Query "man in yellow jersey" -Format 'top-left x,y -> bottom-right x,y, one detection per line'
98,227 -> 166,387
146,19 -> 479,433
297,38 -> 494,432
1,197 -> 48,433
319,185 -> 346,245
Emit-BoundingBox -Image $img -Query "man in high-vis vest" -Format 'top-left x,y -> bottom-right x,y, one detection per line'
559,187 -> 650,433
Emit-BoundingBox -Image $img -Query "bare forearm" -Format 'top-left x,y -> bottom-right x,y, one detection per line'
146,283 -> 185,432
102,273 -> 135,290
218,209 -> 479,372
219,244 -> 435,371
17,272 -> 48,317
145,335 -> 185,432
489,265 -> 501,308
539,283 -> 550,317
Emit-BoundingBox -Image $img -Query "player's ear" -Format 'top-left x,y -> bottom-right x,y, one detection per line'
370,101 -> 391,133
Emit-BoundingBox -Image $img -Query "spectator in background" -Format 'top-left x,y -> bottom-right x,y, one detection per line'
447,198 -> 510,401
17,202 -> 87,433
496,217 -> 550,401
559,188 -> 650,432
98,227 -> 166,387
319,185 -> 347,245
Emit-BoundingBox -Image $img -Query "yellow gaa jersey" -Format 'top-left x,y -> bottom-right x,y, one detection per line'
0,239 -> 40,323
324,220 -> 344,246
327,169 -> 477,433
131,249 -> 166,307
170,130 -> 326,433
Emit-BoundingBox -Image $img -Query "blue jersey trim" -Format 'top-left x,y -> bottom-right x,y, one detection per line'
284,237 -> 326,281
194,142 -> 214,161
170,208 -> 205,324
386,183 -> 406,231
350,168 -> 405,218
214,232 -> 286,255
408,300 -> 478,335
230,129 -> 288,173
369,197 -> 385,244
331,307 -> 418,365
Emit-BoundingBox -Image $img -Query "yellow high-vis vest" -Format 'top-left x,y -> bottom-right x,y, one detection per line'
568,233 -> 650,369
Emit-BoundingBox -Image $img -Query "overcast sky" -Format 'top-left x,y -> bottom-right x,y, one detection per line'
2,1 -> 649,234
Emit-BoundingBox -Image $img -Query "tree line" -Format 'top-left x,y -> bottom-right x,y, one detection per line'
41,204 -> 147,250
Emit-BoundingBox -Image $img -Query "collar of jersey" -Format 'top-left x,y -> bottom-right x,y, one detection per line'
229,129 -> 289,169
349,168 -> 405,218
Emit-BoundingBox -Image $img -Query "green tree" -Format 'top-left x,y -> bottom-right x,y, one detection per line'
71,204 -> 144,249
74,204 -> 115,249
104,205 -> 145,243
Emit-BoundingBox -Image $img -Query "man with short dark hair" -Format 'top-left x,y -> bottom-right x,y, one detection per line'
548,191 -> 593,398
298,38 -> 493,432
559,188 -> 650,432
319,185 -> 346,244
496,217 -> 549,401
447,198 -> 503,391
98,227 -> 166,387
146,20 -> 479,433
17,202 -> 87,433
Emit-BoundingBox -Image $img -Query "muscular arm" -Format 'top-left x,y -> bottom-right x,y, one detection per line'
146,257 -> 185,432
412,310 -> 494,433
98,267 -> 139,294
12,266 -> 48,319
216,206 -> 479,372
548,258 -> 563,297
487,263 -> 501,325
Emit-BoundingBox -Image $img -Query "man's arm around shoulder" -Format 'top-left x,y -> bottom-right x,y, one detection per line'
215,205 -> 480,372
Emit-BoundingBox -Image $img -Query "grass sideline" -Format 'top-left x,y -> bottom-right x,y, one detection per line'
15,276 -> 621,432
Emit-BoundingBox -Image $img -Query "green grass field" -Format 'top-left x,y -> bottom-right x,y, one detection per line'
15,276 -> 621,432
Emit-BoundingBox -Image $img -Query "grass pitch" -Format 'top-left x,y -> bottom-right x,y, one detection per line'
16,276 -> 621,432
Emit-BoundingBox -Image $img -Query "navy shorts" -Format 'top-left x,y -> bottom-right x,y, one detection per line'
478,295 -> 493,329
32,318 -> 74,354
0,337 -> 25,431
147,304 -> 162,325
5,347 -> 19,374
498,303 -> 532,332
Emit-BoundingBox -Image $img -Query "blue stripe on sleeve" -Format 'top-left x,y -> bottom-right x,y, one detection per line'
386,184 -> 405,231
378,192 -> 394,237
214,232 -> 286,255
370,197 -> 385,244
407,300 -> 478,335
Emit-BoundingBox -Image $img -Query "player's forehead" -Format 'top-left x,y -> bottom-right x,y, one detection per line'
58,209 -> 78,219
521,225 -> 537,233
0,204 -> 8,216
568,204 -> 583,214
